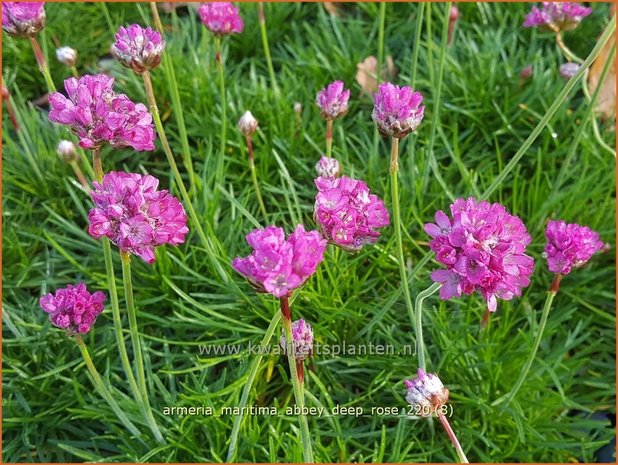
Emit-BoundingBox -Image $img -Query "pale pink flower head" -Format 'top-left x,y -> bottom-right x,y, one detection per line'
237,110 -> 258,137
232,225 -> 327,298
280,319 -> 314,361
314,175 -> 390,252
88,171 -> 189,264
543,220 -> 604,275
559,62 -> 580,80
198,2 -> 244,35
48,74 -> 156,151
113,24 -> 166,74
315,155 -> 341,178
404,369 -> 449,417
523,2 -> 592,32
2,2 -> 45,37
56,140 -> 77,163
424,197 -> 534,313
56,46 -> 77,67
39,283 -> 106,335
316,80 -> 350,120
372,82 -> 425,138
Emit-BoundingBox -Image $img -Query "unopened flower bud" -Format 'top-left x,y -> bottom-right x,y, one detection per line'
56,140 -> 77,163
294,102 -> 302,115
404,369 -> 449,417
520,64 -> 533,80
316,80 -> 350,120
237,110 -> 258,137
56,46 -> 77,67
559,62 -> 579,80
449,5 -> 460,22
280,319 -> 314,361
315,155 -> 341,178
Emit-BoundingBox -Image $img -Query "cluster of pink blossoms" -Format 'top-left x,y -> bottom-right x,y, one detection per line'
49,74 -> 156,151
232,225 -> 327,298
314,176 -> 390,252
88,172 -> 189,264
543,220 -> 604,275
316,80 -> 350,120
280,319 -> 314,362
2,2 -> 45,37
198,2 -> 244,35
112,24 -> 166,74
404,369 -> 449,417
424,197 -> 534,312
39,283 -> 106,334
523,2 -> 592,31
372,82 -> 425,138
315,155 -> 341,178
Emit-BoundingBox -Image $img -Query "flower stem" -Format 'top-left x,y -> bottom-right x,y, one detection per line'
555,32 -> 584,64
389,137 -> 420,369
410,1 -> 425,89
258,2 -> 279,94
280,296 -> 314,463
70,161 -> 90,192
149,2 -> 197,191
75,335 -> 144,439
120,251 -> 164,444
29,36 -> 56,93
325,119 -> 333,158
214,35 -> 227,191
414,282 -> 441,372
226,311 -> 281,462
437,412 -> 469,463
141,70 -> 229,283
92,146 -> 103,183
246,135 -> 268,223
500,274 -> 562,406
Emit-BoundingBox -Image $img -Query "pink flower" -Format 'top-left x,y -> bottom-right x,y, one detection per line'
88,171 -> 189,264
424,197 -> 534,313
543,220 -> 604,275
372,82 -> 425,138
523,2 -> 592,32
559,62 -> 580,80
198,2 -> 243,35
316,80 -> 350,120
48,74 -> 156,151
112,24 -> 166,74
404,369 -> 449,417
232,225 -> 327,298
314,175 -> 390,252
280,319 -> 314,361
39,283 -> 106,334
2,2 -> 45,37
315,155 -> 341,178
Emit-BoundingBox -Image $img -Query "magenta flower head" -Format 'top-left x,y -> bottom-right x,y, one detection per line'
280,319 -> 314,361
48,74 -> 156,151
559,62 -> 580,80
316,80 -> 350,120
315,155 -> 341,178
424,197 -> 534,313
232,225 -> 327,298
523,2 -> 592,32
112,24 -> 166,74
39,283 -> 106,335
543,220 -> 604,275
372,82 -> 425,138
198,2 -> 244,35
2,2 -> 45,37
88,171 -> 189,264
404,369 -> 449,417
314,175 -> 390,252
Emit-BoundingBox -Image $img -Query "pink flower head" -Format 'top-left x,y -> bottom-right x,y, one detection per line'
198,2 -> 243,35
39,283 -> 106,335
404,369 -> 449,417
2,2 -> 45,37
112,24 -> 166,74
424,197 -> 534,313
48,74 -> 156,151
559,62 -> 580,80
543,220 -> 604,275
315,155 -> 341,178
523,2 -> 592,32
232,225 -> 327,298
88,171 -> 189,264
316,80 -> 350,120
280,318 -> 314,361
372,82 -> 425,138
314,175 -> 390,252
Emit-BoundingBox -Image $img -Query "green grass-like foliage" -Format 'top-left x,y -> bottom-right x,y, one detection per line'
2,2 -> 615,462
